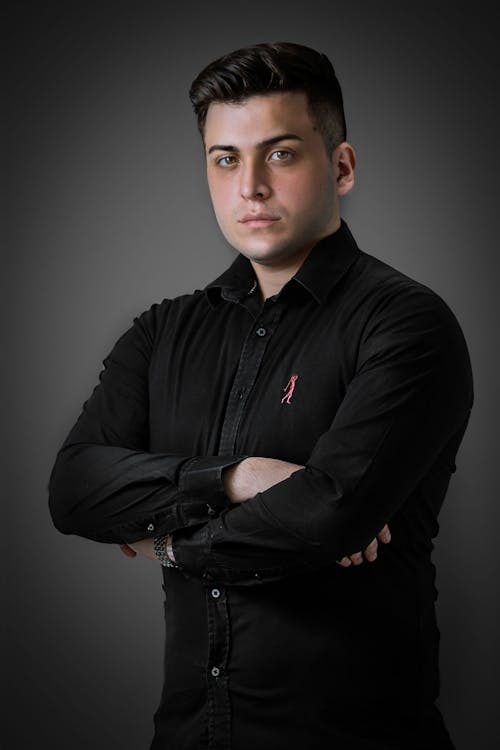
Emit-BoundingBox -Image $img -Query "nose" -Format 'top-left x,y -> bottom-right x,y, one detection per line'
239,160 -> 271,201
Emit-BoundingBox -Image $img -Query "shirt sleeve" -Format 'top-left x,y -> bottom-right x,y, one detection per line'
172,287 -> 473,585
48,304 -> 244,544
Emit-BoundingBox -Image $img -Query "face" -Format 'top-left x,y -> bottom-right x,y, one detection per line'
204,91 -> 355,269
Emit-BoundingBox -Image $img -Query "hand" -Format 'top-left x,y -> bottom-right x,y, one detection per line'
119,543 -> 137,558
223,457 -> 304,504
336,524 -> 391,567
118,538 -> 157,562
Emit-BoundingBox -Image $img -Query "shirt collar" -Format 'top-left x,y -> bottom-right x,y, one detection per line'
205,219 -> 361,307
205,253 -> 257,306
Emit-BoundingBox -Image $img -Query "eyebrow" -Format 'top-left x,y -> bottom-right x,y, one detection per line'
207,133 -> 303,155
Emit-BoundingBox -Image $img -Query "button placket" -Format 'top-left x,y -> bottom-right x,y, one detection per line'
206,583 -> 231,747
206,301 -> 282,749
218,303 -> 283,454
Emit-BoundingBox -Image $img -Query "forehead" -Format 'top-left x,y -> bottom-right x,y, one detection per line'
204,91 -> 316,148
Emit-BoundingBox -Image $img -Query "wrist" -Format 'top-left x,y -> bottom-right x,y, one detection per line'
166,534 -> 176,564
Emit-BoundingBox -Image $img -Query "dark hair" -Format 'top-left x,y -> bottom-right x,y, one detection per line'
189,42 -> 347,154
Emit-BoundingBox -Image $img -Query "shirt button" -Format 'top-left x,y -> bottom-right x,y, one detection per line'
255,326 -> 267,337
147,523 -> 155,532
211,588 -> 221,599
211,666 -> 220,678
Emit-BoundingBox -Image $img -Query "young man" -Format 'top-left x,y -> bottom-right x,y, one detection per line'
49,43 -> 473,749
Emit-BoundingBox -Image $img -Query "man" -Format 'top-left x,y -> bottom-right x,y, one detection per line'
49,42 -> 473,749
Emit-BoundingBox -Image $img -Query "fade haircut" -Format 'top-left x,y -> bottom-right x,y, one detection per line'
189,42 -> 347,155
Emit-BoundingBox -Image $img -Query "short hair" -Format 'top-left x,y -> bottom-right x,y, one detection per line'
189,42 -> 347,154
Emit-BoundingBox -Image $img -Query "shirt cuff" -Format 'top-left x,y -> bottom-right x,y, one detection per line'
171,521 -> 297,586
171,524 -> 210,579
177,455 -> 247,523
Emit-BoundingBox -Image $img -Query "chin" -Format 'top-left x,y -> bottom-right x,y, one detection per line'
236,244 -> 289,264
230,235 -> 289,259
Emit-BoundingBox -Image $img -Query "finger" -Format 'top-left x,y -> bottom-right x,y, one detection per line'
349,552 -> 363,566
119,544 -> 136,557
336,557 -> 352,567
363,537 -> 378,562
377,524 -> 391,544
119,544 -> 137,558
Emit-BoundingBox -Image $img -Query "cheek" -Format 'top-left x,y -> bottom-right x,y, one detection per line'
276,174 -> 319,215
209,180 -> 234,222
273,177 -> 302,211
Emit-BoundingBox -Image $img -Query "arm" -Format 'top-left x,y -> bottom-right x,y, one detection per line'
222,457 -> 391,565
170,289 -> 473,585
48,303 -> 244,545
118,459 -> 302,559
123,457 -> 390,563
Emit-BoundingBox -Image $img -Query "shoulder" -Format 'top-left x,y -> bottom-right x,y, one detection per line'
107,288 -> 209,362
350,249 -> 461,335
352,251 -> 473,403
130,288 -> 210,340
354,249 -> 441,301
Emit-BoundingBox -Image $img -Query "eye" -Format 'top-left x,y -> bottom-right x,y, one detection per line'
216,155 -> 238,167
270,150 -> 292,162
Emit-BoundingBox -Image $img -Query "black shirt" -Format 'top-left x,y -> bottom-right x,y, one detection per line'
49,221 -> 473,749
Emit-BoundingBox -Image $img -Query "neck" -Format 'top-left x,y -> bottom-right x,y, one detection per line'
250,254 -> 307,302
251,221 -> 341,301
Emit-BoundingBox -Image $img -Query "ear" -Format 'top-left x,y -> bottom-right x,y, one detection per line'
334,142 -> 356,196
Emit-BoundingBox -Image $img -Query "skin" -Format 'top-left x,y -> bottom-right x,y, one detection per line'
204,91 -> 355,300
122,92 -> 390,565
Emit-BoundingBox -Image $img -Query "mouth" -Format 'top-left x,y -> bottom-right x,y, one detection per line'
238,214 -> 281,228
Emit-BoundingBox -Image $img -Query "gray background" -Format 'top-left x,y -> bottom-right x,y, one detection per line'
4,1 -> 499,748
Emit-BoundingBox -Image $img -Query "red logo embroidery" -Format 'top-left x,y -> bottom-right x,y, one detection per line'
281,374 -> 299,404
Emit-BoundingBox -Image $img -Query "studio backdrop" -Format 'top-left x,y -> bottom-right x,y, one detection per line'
5,2 -> 499,748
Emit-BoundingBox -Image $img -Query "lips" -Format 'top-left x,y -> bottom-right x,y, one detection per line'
239,213 -> 280,224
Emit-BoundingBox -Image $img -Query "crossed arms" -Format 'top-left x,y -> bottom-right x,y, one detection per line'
123,458 -> 391,567
49,286 -> 472,586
